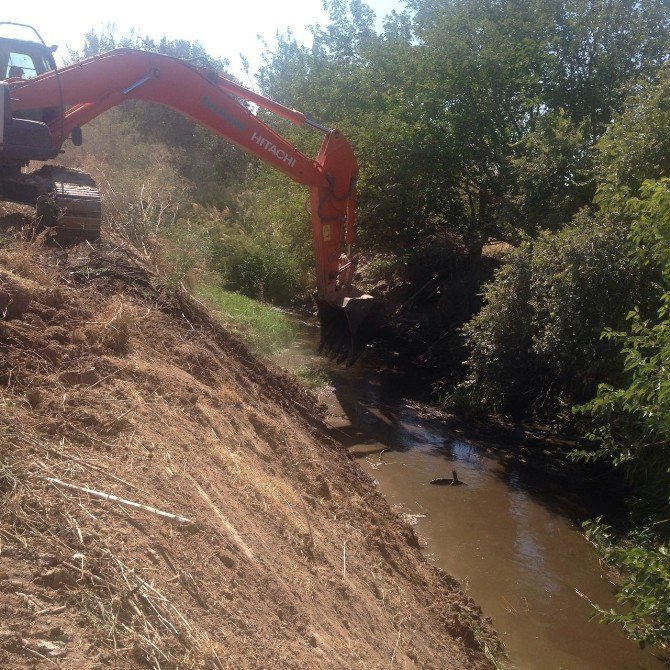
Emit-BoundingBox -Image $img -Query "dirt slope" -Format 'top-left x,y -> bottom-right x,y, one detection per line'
0,241 -> 498,669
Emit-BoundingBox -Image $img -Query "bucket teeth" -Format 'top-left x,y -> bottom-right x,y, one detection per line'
316,295 -> 383,366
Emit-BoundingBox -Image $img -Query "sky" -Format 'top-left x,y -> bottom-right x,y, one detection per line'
3,0 -> 405,80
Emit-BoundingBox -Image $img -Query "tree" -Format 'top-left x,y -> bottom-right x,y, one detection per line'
69,26 -> 252,207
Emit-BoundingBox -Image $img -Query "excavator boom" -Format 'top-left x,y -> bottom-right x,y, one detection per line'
0,38 -> 382,363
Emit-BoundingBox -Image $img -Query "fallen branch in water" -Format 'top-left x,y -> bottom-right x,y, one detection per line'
45,478 -> 194,526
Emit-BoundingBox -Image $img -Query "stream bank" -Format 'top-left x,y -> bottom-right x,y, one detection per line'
0,242 -> 498,670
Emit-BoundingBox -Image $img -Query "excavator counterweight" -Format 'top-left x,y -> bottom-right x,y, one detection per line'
0,24 -> 381,363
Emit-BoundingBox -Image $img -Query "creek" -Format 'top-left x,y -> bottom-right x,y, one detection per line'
274,317 -> 666,670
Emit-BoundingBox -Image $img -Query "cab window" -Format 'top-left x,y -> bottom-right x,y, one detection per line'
5,51 -> 38,79
0,51 -> 51,79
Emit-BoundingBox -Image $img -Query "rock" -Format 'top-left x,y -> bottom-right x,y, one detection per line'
34,567 -> 68,587
33,638 -> 68,658
38,553 -> 59,567
315,476 -> 331,500
26,388 -> 41,408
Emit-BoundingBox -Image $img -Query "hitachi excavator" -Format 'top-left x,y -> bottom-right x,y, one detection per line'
0,23 -> 381,364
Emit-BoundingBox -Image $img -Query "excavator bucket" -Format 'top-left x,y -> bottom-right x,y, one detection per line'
317,294 -> 384,366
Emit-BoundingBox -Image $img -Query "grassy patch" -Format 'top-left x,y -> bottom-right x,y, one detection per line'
293,364 -> 330,389
195,282 -> 295,356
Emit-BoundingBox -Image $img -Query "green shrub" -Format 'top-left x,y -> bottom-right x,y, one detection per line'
211,233 -> 302,305
459,243 -> 533,413
461,211 -> 638,415
597,66 -> 670,198
583,520 -> 670,649
571,180 -> 670,649
574,180 -> 670,511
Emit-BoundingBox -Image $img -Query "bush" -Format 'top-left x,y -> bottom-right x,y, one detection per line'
574,180 -> 670,510
571,180 -> 670,649
57,107 -> 193,258
583,520 -> 670,649
461,211 -> 638,415
597,66 -> 670,197
210,232 -> 302,305
458,243 -> 533,413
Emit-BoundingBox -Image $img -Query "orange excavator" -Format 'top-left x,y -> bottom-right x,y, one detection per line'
0,23 -> 381,364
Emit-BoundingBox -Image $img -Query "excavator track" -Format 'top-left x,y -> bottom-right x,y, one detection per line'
0,165 -> 101,245
34,166 -> 102,244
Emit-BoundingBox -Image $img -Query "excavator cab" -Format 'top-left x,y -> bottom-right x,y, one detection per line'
0,36 -> 56,81
0,30 -> 59,125
1,82 -> 55,162
0,29 -> 60,164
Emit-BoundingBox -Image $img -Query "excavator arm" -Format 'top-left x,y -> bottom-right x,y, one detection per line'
3,47 -> 381,363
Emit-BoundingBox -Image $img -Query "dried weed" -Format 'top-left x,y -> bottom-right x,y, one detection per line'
0,426 -> 223,669
89,300 -> 136,354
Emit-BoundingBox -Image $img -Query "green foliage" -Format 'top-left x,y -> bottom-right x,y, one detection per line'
195,282 -> 295,355
508,111 -> 594,233
584,520 -> 670,649
210,231 -> 302,305
542,0 -> 670,135
462,212 -> 637,414
597,66 -> 670,201
574,180 -> 670,509
459,243 -> 533,412
568,181 -> 670,648
259,5 -> 464,249
461,63 -> 670,418
254,0 -> 670,261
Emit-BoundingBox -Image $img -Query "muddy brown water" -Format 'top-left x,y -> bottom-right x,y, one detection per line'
274,317 -> 667,670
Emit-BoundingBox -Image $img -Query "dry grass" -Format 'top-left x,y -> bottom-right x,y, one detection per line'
0,237 -> 59,287
98,300 -> 136,355
0,425 -> 224,670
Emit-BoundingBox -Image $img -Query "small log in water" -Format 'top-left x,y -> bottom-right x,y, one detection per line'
430,469 -> 464,486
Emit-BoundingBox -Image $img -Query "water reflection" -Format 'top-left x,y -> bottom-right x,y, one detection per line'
448,439 -> 485,468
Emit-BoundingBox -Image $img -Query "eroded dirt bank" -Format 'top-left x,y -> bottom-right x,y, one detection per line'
0,242 -> 498,669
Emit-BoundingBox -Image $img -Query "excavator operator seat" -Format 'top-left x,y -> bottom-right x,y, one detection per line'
0,81 -> 53,162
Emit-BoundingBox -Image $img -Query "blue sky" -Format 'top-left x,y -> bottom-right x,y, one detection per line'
3,1 -> 406,78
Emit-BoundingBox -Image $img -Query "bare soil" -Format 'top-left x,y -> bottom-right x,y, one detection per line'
0,239 -> 499,669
